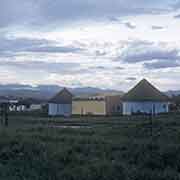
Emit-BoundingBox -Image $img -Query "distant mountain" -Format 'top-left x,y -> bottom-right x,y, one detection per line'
0,84 -> 124,100
0,83 -> 180,100
165,90 -> 180,97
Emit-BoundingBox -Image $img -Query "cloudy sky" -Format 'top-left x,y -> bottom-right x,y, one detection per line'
1,0 -> 180,91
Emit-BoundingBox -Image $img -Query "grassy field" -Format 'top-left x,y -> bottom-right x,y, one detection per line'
0,114 -> 180,179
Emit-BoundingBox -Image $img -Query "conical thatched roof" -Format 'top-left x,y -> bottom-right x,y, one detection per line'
49,88 -> 73,104
122,79 -> 169,102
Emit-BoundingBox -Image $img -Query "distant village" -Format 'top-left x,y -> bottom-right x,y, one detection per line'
0,79 -> 180,117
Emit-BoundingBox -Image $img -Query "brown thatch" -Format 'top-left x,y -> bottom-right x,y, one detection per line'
122,79 -> 169,102
49,88 -> 73,104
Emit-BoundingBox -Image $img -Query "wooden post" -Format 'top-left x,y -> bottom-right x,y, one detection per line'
149,109 -> 153,138
150,112 -> 153,138
0,104 -> 3,125
1,103 -> 9,127
4,103 -> 8,127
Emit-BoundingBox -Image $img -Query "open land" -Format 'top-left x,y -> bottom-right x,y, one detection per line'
0,114 -> 180,179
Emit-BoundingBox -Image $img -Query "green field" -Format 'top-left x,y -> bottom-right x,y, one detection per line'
0,114 -> 180,180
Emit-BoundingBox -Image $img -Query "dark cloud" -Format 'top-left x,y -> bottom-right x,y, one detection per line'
144,60 -> 180,69
151,25 -> 164,30
115,67 -> 125,70
123,49 -> 179,63
126,77 -> 137,81
30,0 -> 173,25
120,40 -> 180,63
174,14 -> 180,18
0,0 -> 39,28
0,0 -> 172,28
124,22 -> 136,29
25,46 -> 83,53
95,50 -> 107,56
109,17 -> 119,22
95,66 -> 106,70
114,40 -> 180,70
0,60 -> 81,74
92,66 -> 124,71
0,36 -> 83,57
172,1 -> 180,10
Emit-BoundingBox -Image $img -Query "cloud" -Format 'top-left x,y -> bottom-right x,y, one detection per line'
31,0 -> 173,25
0,60 -> 81,74
95,50 -> 107,56
151,25 -> 164,30
115,67 -> 125,70
0,0 -> 39,28
0,36 -> 83,57
95,66 -> 106,70
172,1 -> 180,10
120,40 -> 180,63
0,0 -> 172,28
174,14 -> 180,18
109,17 -> 119,22
114,40 -> 180,70
144,60 -> 180,69
124,22 -> 136,29
25,46 -> 83,53
125,49 -> 179,63
126,77 -> 137,81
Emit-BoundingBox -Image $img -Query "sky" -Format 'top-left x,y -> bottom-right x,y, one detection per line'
1,0 -> 180,91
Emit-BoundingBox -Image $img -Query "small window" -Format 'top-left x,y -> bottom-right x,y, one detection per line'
163,104 -> 166,109
117,105 -> 121,111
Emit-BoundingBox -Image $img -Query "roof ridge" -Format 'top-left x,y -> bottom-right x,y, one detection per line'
49,88 -> 73,104
122,79 -> 169,102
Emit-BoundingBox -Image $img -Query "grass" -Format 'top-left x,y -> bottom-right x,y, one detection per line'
0,114 -> 180,179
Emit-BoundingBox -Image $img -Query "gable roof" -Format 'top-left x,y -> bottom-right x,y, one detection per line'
49,88 -> 73,104
122,79 -> 169,102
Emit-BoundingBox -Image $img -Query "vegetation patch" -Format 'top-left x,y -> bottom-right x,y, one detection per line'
0,114 -> 180,179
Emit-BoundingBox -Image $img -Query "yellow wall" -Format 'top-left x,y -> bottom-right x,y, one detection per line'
72,100 -> 106,115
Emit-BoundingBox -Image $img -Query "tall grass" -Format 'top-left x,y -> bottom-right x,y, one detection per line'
0,115 -> 180,179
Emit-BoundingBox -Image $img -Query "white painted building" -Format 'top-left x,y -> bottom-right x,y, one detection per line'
48,88 -> 73,117
122,79 -> 169,115
29,104 -> 42,111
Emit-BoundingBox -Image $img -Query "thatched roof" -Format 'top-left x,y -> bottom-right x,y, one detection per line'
49,88 -> 73,104
122,79 -> 169,102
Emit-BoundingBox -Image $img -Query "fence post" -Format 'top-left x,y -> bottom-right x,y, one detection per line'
1,103 -> 9,127
4,103 -> 8,127
0,104 -> 3,125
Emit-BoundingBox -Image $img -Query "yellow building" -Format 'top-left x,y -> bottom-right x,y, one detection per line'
72,95 -> 122,116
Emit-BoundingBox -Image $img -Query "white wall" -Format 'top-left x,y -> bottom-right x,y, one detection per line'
123,101 -> 169,115
48,103 -> 72,117
17,105 -> 27,112
29,104 -> 42,111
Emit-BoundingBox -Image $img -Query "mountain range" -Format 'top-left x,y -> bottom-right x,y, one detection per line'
0,84 -> 179,100
0,84 -> 123,100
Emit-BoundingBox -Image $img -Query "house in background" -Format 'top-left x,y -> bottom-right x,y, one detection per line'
48,88 -> 73,117
72,95 -> 122,116
105,95 -> 122,115
72,97 -> 106,116
122,79 -> 170,115
9,98 -> 44,112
